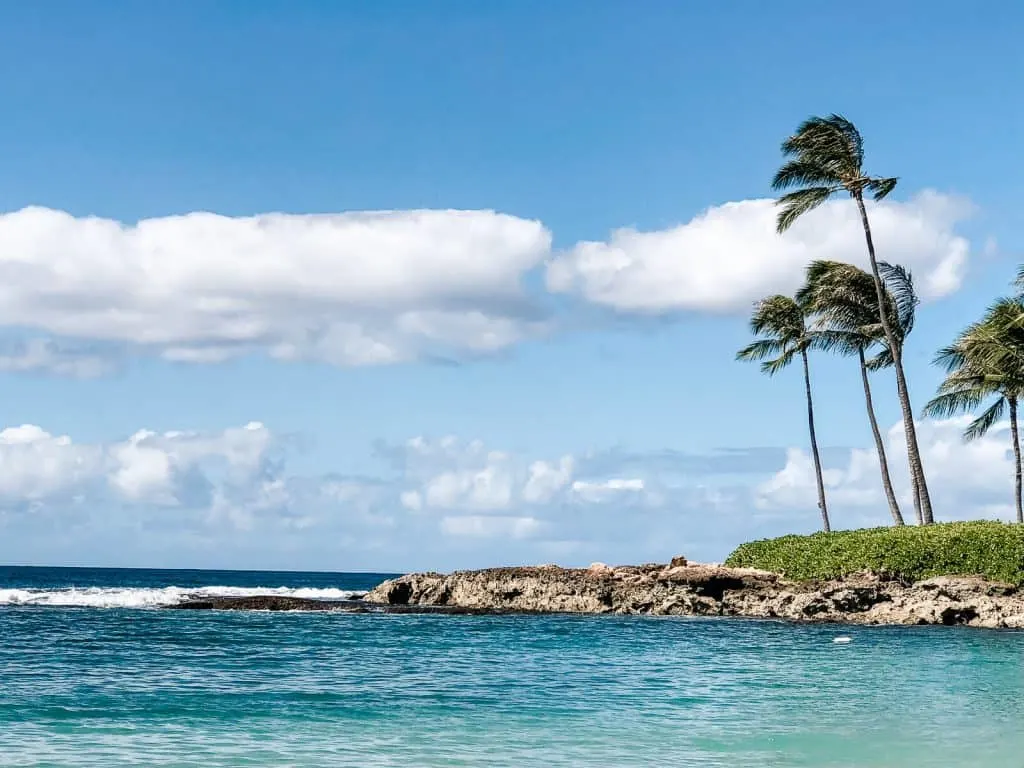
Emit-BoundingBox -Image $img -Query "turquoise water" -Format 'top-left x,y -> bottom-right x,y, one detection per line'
1,567 -> 1023,766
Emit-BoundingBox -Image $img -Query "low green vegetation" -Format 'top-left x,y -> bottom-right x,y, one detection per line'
724,521 -> 1024,584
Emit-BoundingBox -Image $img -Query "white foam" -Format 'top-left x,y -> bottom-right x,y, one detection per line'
0,585 -> 365,609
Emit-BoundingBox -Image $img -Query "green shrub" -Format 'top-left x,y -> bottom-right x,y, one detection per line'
724,521 -> 1024,584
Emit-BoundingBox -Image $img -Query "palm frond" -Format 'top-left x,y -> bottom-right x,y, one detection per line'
808,329 -> 865,357
933,343 -> 967,374
747,295 -> 805,341
866,347 -> 893,371
761,348 -> 798,377
945,298 -> 1024,378
926,296 -> 1024,436
736,338 -> 784,362
964,397 -> 1007,442
867,177 -> 898,201
776,187 -> 837,233
825,114 -> 864,169
772,160 -> 842,191
780,114 -> 863,173
1015,264 -> 1024,297
737,295 -> 811,379
922,386 -> 988,419
799,260 -> 889,355
879,261 -> 917,339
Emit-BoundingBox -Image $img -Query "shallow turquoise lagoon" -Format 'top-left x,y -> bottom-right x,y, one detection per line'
1,567 -> 1022,767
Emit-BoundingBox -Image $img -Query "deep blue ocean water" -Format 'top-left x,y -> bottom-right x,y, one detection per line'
1,566 -> 1023,767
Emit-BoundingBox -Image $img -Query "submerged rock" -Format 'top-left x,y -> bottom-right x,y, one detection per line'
171,596 -> 353,611
169,594 -> 545,615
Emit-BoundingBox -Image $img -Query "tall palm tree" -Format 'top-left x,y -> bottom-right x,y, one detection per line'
737,295 -> 830,532
924,298 -> 1024,523
797,260 -> 915,526
772,114 -> 935,524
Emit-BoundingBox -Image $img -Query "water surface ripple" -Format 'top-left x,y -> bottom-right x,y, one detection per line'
1,570 -> 1022,766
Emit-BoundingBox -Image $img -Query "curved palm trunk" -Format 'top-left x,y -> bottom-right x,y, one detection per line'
801,348 -> 830,532
911,476 -> 924,526
858,348 -> 904,526
1011,397 -> 1023,524
854,193 -> 934,524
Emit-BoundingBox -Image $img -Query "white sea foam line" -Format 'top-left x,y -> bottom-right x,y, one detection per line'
0,586 -> 365,609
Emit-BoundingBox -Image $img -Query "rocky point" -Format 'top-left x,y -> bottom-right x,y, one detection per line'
363,561 -> 1024,628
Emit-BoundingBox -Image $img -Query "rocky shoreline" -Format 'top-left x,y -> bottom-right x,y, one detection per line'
164,560 -> 1024,628
360,560 -> 1024,629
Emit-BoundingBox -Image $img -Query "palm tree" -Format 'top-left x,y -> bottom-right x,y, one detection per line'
737,295 -> 830,532
772,114 -> 935,524
797,260 -> 916,526
924,298 -> 1024,523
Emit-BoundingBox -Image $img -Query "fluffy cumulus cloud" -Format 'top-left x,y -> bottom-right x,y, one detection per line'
0,425 -> 104,501
756,417 -> 1021,526
0,421 -> 274,508
0,207 -> 551,370
546,191 -> 972,314
0,194 -> 979,374
389,436 -> 651,521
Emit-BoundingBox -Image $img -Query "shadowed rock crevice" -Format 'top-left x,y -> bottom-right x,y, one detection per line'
386,582 -> 413,605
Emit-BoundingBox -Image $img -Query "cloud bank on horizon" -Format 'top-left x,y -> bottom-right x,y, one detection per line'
0,191 -> 973,375
0,415 -> 1013,571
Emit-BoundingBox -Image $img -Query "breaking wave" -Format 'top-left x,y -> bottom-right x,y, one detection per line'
0,585 -> 364,609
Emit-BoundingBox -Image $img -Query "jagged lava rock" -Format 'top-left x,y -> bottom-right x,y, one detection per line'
364,562 -> 1024,627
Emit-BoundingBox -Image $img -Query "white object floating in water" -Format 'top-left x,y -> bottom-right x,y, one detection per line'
832,636 -> 852,644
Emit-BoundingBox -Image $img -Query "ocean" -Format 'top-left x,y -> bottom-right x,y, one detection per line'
1,566 -> 1022,767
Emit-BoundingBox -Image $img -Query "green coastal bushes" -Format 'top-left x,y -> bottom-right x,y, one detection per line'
724,521 -> 1024,584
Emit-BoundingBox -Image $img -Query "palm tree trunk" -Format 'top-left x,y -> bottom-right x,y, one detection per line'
1011,397 -> 1023,524
858,348 -> 904,526
854,192 -> 934,524
801,348 -> 830,532
911,475 -> 924,525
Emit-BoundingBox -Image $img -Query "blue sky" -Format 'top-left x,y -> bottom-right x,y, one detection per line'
0,1 -> 1021,571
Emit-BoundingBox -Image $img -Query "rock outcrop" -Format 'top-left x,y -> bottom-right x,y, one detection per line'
169,595 -> 541,614
363,563 -> 1024,628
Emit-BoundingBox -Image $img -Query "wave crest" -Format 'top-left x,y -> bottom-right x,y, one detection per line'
0,586 -> 363,609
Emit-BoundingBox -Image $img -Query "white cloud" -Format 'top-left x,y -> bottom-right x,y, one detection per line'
0,339 -> 112,378
757,417 -> 1020,523
0,425 -> 104,500
0,195 -> 982,375
396,438 -> 582,512
109,435 -> 175,503
395,437 -> 675,516
546,191 -> 972,314
570,477 -> 646,503
427,449 -> 515,510
440,514 -> 542,539
399,490 -> 423,511
0,206 -> 551,366
1,425 -> 769,569
522,456 -> 574,503
6,417 -> 1018,571
108,422 -> 272,505
0,422 -> 274,507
